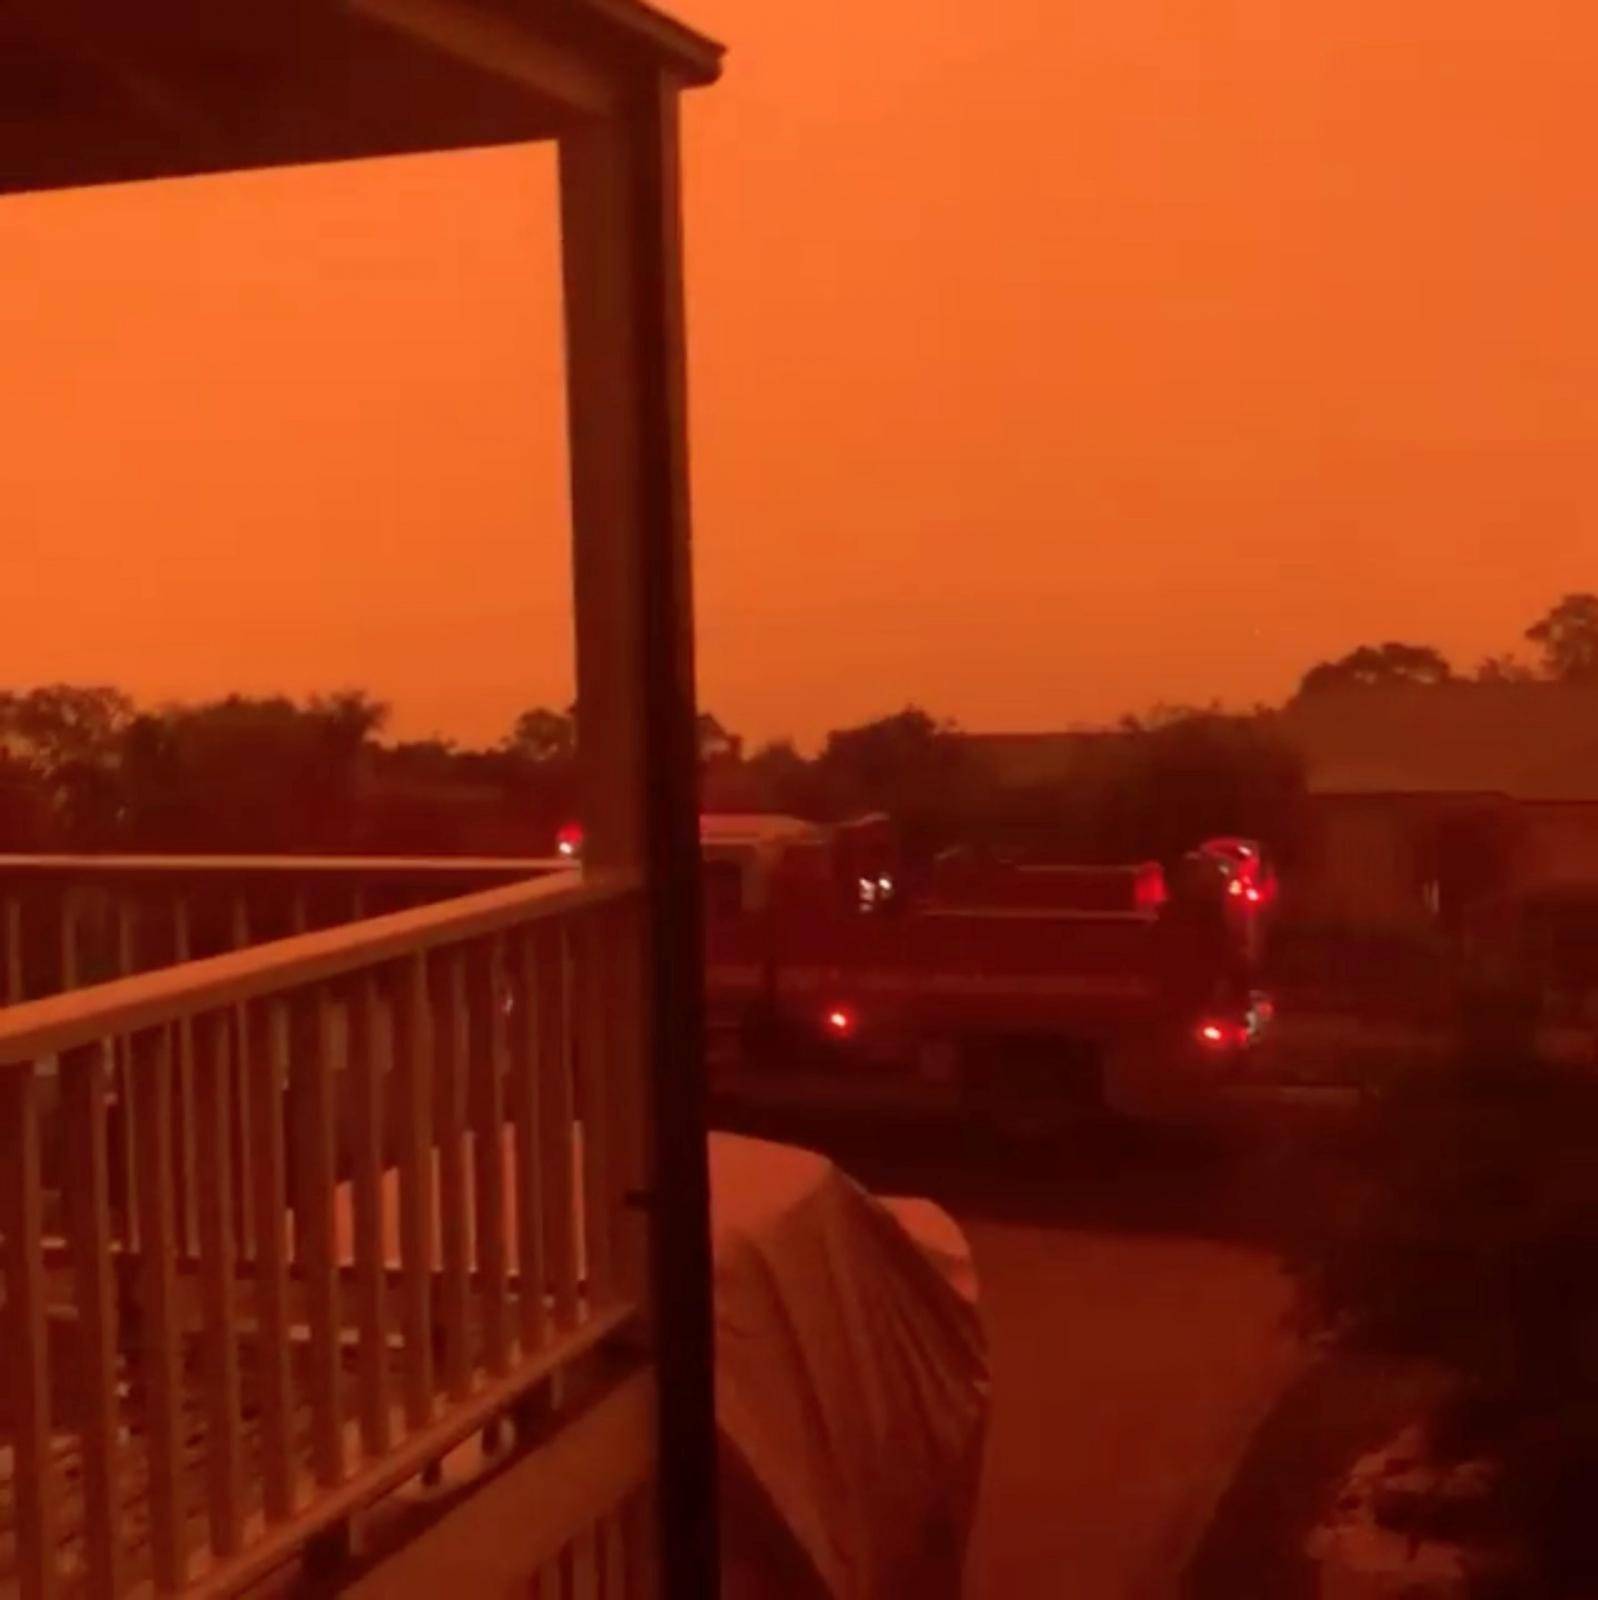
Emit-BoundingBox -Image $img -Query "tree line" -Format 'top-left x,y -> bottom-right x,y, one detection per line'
1293,593 -> 1598,696
1,594 -> 1592,867
708,594 -> 1598,870
0,689 -> 752,859
0,684 -> 1295,868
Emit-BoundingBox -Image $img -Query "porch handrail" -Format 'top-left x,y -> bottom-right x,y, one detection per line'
0,853 -> 580,1009
0,853 -> 561,881
0,867 -> 634,1067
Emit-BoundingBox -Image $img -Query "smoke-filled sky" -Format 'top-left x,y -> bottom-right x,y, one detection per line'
2,0 -> 1593,748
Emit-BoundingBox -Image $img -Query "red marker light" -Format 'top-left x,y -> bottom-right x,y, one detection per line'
1227,878 -> 1244,898
556,823 -> 584,860
1199,1023 -> 1226,1043
1244,886 -> 1262,904
825,1007 -> 857,1038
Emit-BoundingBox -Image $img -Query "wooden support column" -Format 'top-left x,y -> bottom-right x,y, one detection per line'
559,69 -> 717,1600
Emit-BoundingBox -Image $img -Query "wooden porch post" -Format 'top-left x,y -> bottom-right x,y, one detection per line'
559,70 -> 718,1600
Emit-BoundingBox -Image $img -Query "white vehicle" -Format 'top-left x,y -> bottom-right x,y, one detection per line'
713,1132 -> 989,1598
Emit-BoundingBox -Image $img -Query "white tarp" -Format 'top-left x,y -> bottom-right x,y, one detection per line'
710,1132 -> 990,1600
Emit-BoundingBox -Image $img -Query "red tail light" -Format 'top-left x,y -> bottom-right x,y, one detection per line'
824,1006 -> 858,1039
1196,1018 -> 1246,1049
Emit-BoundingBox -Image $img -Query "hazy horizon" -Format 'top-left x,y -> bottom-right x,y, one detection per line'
5,0 -> 1594,748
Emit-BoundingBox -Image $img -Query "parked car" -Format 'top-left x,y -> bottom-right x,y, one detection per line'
712,1132 -> 990,1599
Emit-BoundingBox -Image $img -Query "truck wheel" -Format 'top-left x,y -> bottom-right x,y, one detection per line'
986,1094 -> 1075,1146
1102,1034 -> 1205,1123
961,1037 -> 1103,1144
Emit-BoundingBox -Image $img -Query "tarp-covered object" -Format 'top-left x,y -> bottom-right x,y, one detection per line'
710,1133 -> 990,1599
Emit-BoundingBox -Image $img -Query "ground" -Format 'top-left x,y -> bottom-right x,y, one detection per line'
961,1221 -> 1300,1599
714,1104 -> 1321,1599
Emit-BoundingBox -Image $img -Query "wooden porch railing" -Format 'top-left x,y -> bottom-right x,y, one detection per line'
0,855 -> 564,1004
0,867 -> 654,1598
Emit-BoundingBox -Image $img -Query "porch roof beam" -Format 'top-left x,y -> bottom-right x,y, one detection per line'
349,0 -> 620,119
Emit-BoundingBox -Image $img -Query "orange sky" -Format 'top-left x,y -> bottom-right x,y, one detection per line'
3,0 -> 1595,749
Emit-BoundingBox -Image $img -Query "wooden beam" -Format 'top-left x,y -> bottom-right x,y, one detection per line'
511,930 -> 551,1353
249,1002 -> 297,1523
574,0 -> 723,87
563,118 -> 647,876
394,952 -> 437,1430
131,1025 -> 186,1591
1,1065 -> 57,1600
468,937 -> 511,1375
349,973 -> 394,1457
61,1044 -> 124,1598
296,988 -> 347,1488
3,895 -> 22,1003
0,0 -> 720,199
559,70 -> 717,1600
432,950 -> 473,1400
193,1013 -> 246,1559
350,0 -> 618,117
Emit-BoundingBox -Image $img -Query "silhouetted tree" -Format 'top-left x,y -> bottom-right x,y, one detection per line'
809,707 -> 979,864
1098,709 -> 1307,868
0,752 -> 50,849
1295,642 -> 1453,698
1526,593 -> 1598,684
311,689 -> 389,747
697,711 -> 742,766
118,692 -> 386,852
377,737 -> 462,781
0,684 -> 133,844
1475,654 -> 1538,684
0,684 -> 132,770
701,738 -> 813,813
506,705 -> 576,764
744,740 -> 810,803
814,708 -> 940,806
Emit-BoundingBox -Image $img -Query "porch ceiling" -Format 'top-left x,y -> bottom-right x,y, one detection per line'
0,0 -> 722,197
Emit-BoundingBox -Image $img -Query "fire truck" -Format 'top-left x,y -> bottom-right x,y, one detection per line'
695,814 -> 1274,1126
558,813 -> 1271,1124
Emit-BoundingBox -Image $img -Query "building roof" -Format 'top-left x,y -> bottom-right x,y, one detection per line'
0,0 -> 723,197
699,813 -> 821,845
953,730 -> 1128,788
1283,683 -> 1598,802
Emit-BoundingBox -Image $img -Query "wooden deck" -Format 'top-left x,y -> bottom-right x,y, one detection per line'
0,1312 -> 582,1588
1,1131 -> 616,1597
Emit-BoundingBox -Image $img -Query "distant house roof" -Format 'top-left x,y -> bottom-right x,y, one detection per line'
953,731 -> 1128,787
699,814 -> 820,845
1283,683 -> 1598,801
